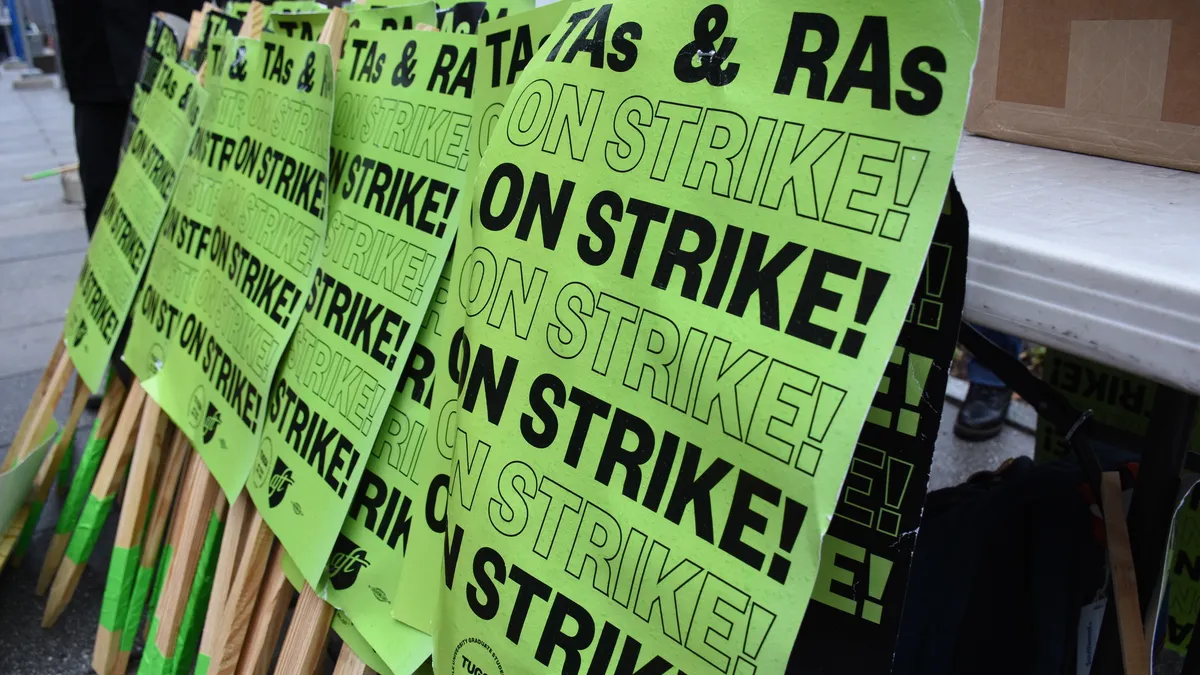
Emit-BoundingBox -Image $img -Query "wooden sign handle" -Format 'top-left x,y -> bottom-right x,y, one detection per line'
273,585 -> 334,675
42,381 -> 147,628
1101,471 -> 1149,675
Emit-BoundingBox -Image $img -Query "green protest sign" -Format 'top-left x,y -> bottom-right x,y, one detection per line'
386,1 -> 569,637
426,1 -> 979,673
227,0 -> 322,20
248,27 -> 471,585
266,9 -> 330,42
322,271 -> 453,674
0,421 -> 59,536
65,58 -> 208,392
130,17 -> 183,130
126,51 -> 227,389
186,10 -> 242,70
148,34 -> 335,500
345,1 -> 437,32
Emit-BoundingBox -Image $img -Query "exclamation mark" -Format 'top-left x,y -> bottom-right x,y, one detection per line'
767,499 -> 807,583
387,320 -> 411,370
862,554 -> 894,624
743,603 -> 773,660
838,268 -> 890,358
879,148 -> 929,242
894,148 -> 927,208
878,456 -> 914,536
735,603 -> 773,675
924,243 -> 951,299
798,381 -> 847,475
437,187 -> 458,238
807,382 -> 846,444
897,354 -> 933,436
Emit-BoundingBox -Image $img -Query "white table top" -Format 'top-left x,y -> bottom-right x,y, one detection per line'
954,134 -> 1200,395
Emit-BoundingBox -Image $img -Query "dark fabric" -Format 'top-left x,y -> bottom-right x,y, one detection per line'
74,101 -> 130,236
51,0 -> 205,103
892,450 -> 1137,675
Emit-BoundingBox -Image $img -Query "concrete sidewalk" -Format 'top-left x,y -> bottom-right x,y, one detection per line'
0,74 -> 1038,673
0,74 -> 114,674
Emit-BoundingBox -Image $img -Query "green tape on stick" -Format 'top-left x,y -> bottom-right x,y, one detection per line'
193,654 -> 210,675
138,617 -> 166,675
148,544 -> 173,618
12,498 -> 44,560
54,434 -> 107,535
122,561 -> 157,652
99,545 -> 139,631
165,513 -> 223,675
58,433 -> 75,480
64,493 -> 115,564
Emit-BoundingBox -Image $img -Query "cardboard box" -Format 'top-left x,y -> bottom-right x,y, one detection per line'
966,0 -> 1200,173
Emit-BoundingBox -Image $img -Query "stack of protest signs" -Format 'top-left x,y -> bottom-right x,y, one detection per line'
1,0 -> 981,673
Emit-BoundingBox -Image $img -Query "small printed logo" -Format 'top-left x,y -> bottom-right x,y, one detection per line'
148,343 -> 165,374
72,317 -> 88,347
201,402 -> 222,444
187,387 -> 205,432
453,638 -> 504,675
252,438 -> 273,490
326,534 -> 370,590
267,457 -> 293,508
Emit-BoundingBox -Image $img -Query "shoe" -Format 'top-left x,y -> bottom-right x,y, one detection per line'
954,383 -> 1012,441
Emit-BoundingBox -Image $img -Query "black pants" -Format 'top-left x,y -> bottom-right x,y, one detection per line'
74,100 -> 135,386
73,101 -> 130,237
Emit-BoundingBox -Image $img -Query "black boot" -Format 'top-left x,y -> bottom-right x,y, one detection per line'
954,383 -> 1012,441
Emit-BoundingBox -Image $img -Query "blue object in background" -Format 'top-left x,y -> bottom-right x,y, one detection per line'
4,0 -> 25,61
968,325 -> 1024,387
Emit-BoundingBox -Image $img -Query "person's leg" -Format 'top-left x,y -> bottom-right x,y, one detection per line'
73,100 -> 131,408
956,326 -> 1023,441
966,327 -> 1023,386
73,101 -> 129,238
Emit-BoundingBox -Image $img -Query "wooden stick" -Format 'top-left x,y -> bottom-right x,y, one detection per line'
197,491 -> 252,673
22,162 -> 79,181
1101,471 -> 1149,675
92,398 -> 170,674
235,543 -> 295,675
153,456 -> 223,657
211,510 -> 275,675
332,641 -> 373,675
42,381 -> 147,628
184,7 -> 208,55
273,584 -> 334,675
143,443 -> 200,643
6,334 -> 64,462
168,496 -> 228,674
238,1 -> 266,38
318,7 -> 349,71
0,375 -> 90,573
37,377 -> 129,594
111,433 -> 192,675
3,346 -> 72,472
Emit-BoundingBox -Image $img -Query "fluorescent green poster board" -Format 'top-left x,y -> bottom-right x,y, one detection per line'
227,0 -> 322,20
126,52 -> 226,388
266,9 -> 330,42
64,58 -> 207,392
131,18 -> 183,125
149,34 -> 335,501
346,2 -> 438,32
388,1 -> 568,637
248,27 -> 469,585
0,421 -> 59,536
429,1 -> 979,673
323,271 -> 453,675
